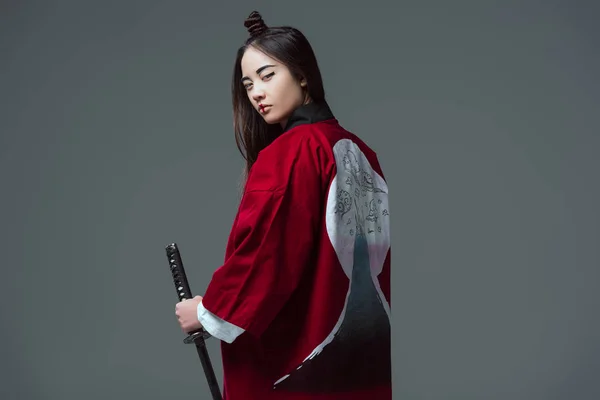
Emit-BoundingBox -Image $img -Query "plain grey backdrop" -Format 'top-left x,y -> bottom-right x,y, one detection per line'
1,1 -> 599,399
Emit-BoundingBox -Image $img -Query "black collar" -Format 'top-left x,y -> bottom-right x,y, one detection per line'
282,101 -> 335,133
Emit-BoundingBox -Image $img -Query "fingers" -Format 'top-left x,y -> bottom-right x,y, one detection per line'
173,297 -> 203,333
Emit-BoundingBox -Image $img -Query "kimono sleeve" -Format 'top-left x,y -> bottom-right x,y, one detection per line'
200,132 -> 329,342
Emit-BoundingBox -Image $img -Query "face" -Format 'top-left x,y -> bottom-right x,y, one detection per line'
240,46 -> 309,127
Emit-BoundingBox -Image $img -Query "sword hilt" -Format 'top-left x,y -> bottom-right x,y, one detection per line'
166,242 -> 211,343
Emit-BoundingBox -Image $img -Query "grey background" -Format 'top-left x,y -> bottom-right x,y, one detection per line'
1,1 -> 598,399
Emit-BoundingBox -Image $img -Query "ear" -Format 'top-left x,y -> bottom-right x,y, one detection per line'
296,73 -> 308,87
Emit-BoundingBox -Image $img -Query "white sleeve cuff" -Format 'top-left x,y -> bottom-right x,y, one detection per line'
197,300 -> 245,344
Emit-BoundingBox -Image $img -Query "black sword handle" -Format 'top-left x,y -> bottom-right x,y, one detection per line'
166,243 -> 222,400
166,243 -> 211,341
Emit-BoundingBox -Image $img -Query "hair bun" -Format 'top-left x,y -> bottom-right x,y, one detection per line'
244,11 -> 268,37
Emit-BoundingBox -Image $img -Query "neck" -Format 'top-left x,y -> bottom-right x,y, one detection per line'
280,97 -> 313,129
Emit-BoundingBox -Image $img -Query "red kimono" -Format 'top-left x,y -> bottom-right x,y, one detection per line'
199,102 -> 391,399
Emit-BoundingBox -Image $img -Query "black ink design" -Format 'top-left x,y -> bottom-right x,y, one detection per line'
366,199 -> 379,223
335,149 -> 389,227
335,189 -> 352,218
342,150 -> 387,198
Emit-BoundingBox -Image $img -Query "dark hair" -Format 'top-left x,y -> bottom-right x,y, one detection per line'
232,11 -> 326,181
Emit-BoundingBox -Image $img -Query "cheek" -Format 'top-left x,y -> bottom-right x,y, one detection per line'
277,85 -> 303,110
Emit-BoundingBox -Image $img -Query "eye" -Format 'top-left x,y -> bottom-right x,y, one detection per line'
262,72 -> 275,81
244,82 -> 253,90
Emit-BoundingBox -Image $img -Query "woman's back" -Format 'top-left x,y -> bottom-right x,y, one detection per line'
202,102 -> 392,399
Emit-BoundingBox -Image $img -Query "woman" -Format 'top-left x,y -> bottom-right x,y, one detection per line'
175,11 -> 392,400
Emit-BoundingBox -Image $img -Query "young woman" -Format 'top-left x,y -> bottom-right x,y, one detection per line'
175,11 -> 392,400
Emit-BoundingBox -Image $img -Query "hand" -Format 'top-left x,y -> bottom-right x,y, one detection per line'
175,295 -> 203,333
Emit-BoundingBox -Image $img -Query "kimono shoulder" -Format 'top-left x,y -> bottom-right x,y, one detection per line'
245,124 -> 335,194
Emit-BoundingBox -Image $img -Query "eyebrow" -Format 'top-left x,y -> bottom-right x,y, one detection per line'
241,64 -> 276,82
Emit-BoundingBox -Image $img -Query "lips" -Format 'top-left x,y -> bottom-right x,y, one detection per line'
259,104 -> 271,113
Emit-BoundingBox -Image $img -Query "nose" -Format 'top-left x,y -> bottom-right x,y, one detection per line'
251,86 -> 265,103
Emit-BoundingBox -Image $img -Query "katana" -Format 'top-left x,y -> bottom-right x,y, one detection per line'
166,243 -> 223,400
